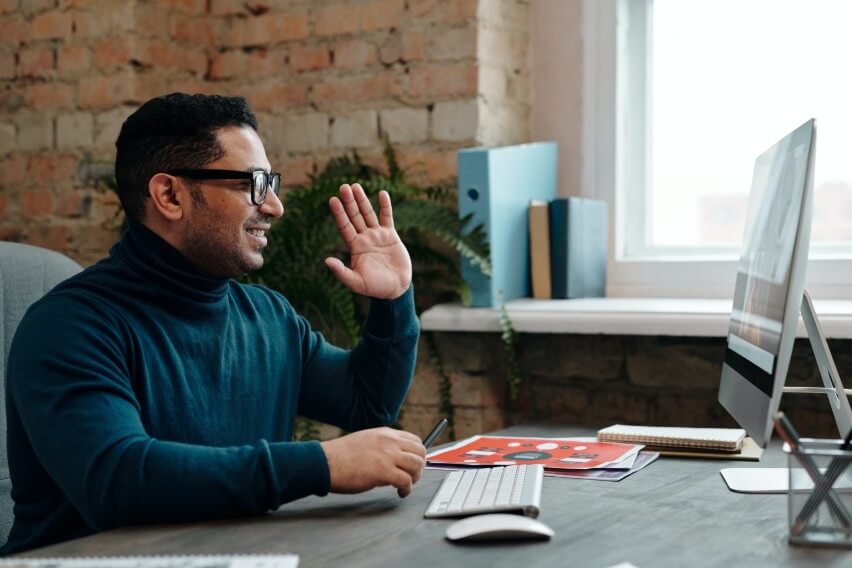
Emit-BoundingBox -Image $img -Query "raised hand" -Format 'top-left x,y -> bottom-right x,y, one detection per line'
320,427 -> 427,498
325,183 -> 412,300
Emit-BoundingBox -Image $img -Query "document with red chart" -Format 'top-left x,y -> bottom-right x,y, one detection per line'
426,435 -> 642,471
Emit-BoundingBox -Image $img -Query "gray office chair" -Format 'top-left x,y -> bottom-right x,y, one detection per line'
0,242 -> 81,545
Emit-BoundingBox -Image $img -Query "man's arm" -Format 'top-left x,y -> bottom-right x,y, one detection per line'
294,183 -> 427,497
7,299 -> 329,531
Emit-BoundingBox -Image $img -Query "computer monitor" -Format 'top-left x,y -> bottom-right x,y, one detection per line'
718,118 -> 852,448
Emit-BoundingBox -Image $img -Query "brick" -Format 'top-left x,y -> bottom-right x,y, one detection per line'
407,62 -> 478,99
156,0 -> 207,15
0,193 -> 7,220
279,154 -> 313,187
432,99 -> 477,141
135,40 -> 207,75
362,0 -> 404,32
397,147 -> 456,186
78,72 -> 136,109
379,107 -> 427,144
627,337 -> 725,389
73,2 -> 134,39
56,44 -> 90,78
283,112 -> 329,153
408,0 -> 477,25
0,226 -> 21,241
17,46 -> 55,78
26,224 -> 69,252
289,44 -> 330,73
134,4 -> 172,40
0,154 -> 26,186
429,26 -> 477,61
210,0 -> 249,15
240,81 -> 309,111
56,111 -> 93,149
94,106 -> 134,149
0,52 -> 13,78
311,72 -> 402,107
14,113 -> 53,151
333,38 -> 377,69
0,16 -> 27,44
208,50 -> 246,80
401,30 -> 427,61
74,223 -> 119,252
0,121 -> 14,155
244,47 -> 288,78
331,110 -> 378,149
314,2 -> 360,37
27,82 -> 75,109
169,13 -> 222,45
20,0 -> 53,16
31,11 -> 75,40
21,189 -> 54,217
28,154 -> 79,184
131,71 -> 170,103
224,10 -> 309,47
93,36 -> 134,71
57,189 -> 88,217
0,0 -> 17,15
60,0 -> 95,7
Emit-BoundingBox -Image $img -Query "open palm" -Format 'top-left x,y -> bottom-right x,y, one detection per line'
325,184 -> 412,300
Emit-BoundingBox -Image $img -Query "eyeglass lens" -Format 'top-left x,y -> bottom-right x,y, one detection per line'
251,171 -> 281,205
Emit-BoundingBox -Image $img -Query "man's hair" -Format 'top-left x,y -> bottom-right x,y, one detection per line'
115,93 -> 259,223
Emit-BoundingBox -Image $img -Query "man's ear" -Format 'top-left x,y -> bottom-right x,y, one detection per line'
148,173 -> 185,221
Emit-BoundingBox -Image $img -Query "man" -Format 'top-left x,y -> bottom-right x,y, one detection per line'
1,93 -> 425,554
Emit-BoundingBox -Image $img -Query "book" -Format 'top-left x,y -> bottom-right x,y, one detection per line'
597,424 -> 746,452
457,142 -> 558,307
549,197 -> 607,299
528,200 -> 552,299
0,555 -> 298,567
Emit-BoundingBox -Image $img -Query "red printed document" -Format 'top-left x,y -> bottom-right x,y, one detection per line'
426,435 -> 642,471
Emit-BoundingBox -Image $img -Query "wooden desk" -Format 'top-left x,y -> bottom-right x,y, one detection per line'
18,425 -> 851,567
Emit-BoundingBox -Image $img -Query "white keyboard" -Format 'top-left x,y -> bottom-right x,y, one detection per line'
424,464 -> 544,518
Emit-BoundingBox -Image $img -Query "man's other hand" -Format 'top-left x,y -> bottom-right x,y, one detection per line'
320,427 -> 426,498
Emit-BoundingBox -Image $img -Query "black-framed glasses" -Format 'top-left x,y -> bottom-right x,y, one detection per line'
166,169 -> 281,206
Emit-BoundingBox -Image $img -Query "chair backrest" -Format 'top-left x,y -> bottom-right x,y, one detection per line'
0,242 -> 82,544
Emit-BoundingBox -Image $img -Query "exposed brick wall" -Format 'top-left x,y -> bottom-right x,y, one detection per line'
402,333 -> 847,442
1,0 -> 530,266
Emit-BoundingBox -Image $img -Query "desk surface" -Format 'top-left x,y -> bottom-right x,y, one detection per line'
18,425 -> 851,568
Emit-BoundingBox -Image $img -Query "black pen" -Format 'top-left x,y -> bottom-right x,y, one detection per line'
423,418 -> 448,448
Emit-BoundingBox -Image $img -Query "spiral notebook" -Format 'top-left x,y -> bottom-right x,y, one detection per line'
598,424 -> 746,452
0,554 -> 298,567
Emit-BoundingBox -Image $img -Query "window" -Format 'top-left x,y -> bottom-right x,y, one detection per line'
585,0 -> 852,299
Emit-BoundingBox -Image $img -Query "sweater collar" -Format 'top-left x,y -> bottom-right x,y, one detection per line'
113,219 -> 230,302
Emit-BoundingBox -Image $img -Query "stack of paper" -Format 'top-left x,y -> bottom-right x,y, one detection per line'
427,435 -> 659,482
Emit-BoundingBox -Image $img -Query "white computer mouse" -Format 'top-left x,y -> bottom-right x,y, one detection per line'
445,513 -> 554,542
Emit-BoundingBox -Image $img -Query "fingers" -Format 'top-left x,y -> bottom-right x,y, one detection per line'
328,194 -> 357,245
378,190 -> 394,229
324,257 -> 364,294
353,184 -> 379,228
337,183 -> 376,232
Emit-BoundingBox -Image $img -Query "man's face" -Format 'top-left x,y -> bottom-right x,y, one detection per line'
179,125 -> 284,279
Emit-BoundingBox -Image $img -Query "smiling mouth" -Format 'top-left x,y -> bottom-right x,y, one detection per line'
246,229 -> 266,238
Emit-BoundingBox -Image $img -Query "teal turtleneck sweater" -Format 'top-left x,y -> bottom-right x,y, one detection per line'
1,221 -> 419,555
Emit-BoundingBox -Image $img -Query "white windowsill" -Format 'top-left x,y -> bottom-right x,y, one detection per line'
420,298 -> 852,338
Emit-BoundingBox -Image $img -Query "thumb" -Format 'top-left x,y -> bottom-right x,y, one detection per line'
325,257 -> 363,293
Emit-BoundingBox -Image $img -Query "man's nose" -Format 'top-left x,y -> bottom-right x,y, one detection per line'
260,188 -> 284,218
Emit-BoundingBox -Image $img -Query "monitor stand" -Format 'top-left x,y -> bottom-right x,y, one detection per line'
721,289 -> 852,493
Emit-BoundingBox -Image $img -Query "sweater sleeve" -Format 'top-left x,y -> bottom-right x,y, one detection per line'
295,286 -> 421,431
6,297 -> 330,531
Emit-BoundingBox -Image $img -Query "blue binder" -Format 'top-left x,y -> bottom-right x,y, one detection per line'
549,197 -> 608,299
458,142 -> 558,307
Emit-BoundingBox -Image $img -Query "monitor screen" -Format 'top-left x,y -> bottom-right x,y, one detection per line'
718,119 -> 816,447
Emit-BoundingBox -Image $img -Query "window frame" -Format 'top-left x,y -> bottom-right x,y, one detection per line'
582,0 -> 852,300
